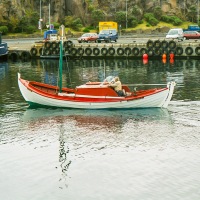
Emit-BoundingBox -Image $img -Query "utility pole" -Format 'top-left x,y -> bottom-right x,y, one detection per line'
198,0 -> 200,25
126,0 -> 128,29
39,0 -> 42,33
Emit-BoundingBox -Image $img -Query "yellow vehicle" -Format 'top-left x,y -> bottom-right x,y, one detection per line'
99,21 -> 118,32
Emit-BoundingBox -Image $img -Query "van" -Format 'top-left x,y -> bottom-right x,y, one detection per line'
166,28 -> 184,40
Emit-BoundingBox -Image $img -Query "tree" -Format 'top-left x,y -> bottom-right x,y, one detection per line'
153,6 -> 162,20
188,5 -> 197,22
115,11 -> 126,28
91,9 -> 105,26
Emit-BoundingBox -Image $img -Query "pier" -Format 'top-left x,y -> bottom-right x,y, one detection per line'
7,39 -> 200,61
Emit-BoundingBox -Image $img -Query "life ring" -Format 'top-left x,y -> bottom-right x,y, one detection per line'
153,48 -> 162,56
185,47 -> 193,55
124,47 -> 131,55
93,48 -> 100,56
132,47 -> 139,56
30,47 -> 38,56
153,40 -> 161,48
140,48 -> 147,55
77,48 -> 84,55
147,47 -> 154,56
176,47 -> 183,55
146,40 -> 154,48
117,48 -> 124,56
161,40 -> 168,48
168,40 -> 176,49
101,48 -> 108,56
44,48 -> 52,55
44,41 -> 51,49
70,48 -> 77,56
21,51 -> 31,61
85,47 -> 92,56
195,47 -> 200,55
108,47 -> 115,56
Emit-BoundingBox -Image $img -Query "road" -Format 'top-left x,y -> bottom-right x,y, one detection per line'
4,36 -> 198,51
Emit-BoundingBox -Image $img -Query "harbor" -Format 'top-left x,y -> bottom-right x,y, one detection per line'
5,36 -> 200,61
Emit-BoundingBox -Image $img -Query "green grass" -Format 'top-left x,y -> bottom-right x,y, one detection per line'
126,21 -> 195,31
4,21 -> 197,38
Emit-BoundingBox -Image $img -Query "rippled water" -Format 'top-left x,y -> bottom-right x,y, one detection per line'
0,58 -> 200,200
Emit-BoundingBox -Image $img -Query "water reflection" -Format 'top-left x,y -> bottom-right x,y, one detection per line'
58,124 -> 71,189
22,107 -> 171,129
0,62 -> 8,80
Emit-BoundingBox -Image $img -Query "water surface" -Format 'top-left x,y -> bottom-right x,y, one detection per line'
0,58 -> 200,200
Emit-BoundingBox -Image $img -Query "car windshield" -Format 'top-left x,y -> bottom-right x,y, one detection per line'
100,30 -> 116,34
82,33 -> 90,37
168,30 -> 179,35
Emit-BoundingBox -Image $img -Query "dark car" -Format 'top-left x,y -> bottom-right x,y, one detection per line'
183,31 -> 200,40
77,33 -> 98,43
97,29 -> 118,43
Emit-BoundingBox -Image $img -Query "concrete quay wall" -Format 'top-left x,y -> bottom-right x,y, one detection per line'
8,39 -> 200,61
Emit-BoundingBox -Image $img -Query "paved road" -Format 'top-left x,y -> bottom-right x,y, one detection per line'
4,36 -> 198,51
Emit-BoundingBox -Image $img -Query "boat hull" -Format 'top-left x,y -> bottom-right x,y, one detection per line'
18,74 -> 175,109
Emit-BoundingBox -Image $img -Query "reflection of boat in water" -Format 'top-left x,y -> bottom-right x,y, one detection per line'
0,33 -> 8,60
22,107 -> 170,129
0,62 -> 8,79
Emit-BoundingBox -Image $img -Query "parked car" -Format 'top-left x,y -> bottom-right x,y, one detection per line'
183,31 -> 200,40
166,28 -> 184,40
77,33 -> 98,43
97,29 -> 118,43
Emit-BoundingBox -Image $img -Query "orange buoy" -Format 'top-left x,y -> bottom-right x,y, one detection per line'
169,52 -> 174,59
162,53 -> 167,59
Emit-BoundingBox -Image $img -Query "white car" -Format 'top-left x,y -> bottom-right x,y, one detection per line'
166,28 -> 184,40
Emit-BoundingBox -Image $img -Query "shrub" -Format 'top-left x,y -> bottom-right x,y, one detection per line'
161,15 -> 182,25
53,22 -> 60,29
144,13 -> 159,26
146,23 -> 151,27
25,26 -> 36,34
0,26 -> 8,35
83,28 -> 90,32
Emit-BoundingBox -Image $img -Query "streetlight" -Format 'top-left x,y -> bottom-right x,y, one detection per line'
126,0 -> 128,29
198,0 -> 199,26
39,0 -> 42,33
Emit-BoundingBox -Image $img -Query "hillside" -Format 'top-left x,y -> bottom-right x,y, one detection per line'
0,0 -> 198,31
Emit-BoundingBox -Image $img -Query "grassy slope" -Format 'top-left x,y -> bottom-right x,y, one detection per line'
4,21 -> 196,38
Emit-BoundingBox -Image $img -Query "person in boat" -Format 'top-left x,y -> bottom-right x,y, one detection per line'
108,76 -> 125,96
